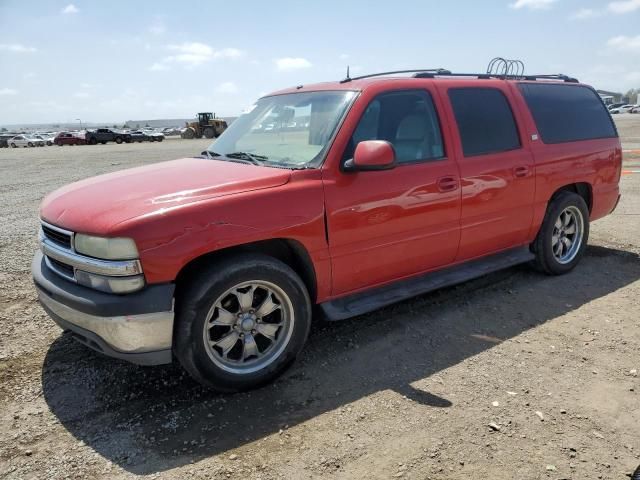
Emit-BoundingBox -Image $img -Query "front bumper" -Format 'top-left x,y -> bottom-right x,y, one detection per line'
32,251 -> 175,365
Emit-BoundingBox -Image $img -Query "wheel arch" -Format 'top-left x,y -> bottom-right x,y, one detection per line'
552,182 -> 593,213
174,238 -> 318,304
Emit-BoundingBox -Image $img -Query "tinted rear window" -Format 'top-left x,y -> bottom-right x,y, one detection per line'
449,88 -> 521,157
519,83 -> 617,144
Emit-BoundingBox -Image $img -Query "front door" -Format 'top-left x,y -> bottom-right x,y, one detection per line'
322,88 -> 462,297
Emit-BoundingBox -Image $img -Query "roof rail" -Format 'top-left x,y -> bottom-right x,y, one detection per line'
340,69 -> 451,83
523,74 -> 579,83
338,58 -> 578,84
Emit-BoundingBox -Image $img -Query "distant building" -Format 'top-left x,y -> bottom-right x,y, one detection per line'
596,90 -> 624,105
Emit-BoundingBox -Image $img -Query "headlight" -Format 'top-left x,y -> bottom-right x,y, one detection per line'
74,234 -> 139,260
75,270 -> 145,294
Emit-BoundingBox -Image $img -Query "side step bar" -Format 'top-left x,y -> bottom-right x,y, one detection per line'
320,246 -> 535,321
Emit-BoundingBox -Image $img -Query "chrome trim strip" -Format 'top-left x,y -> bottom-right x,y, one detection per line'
40,220 -> 75,250
37,287 -> 174,353
41,238 -> 143,277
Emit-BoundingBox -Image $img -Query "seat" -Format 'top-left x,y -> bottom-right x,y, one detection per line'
394,114 -> 428,162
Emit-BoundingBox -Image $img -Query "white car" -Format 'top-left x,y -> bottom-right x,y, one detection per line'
611,104 -> 637,114
9,135 -> 39,148
33,134 -> 55,146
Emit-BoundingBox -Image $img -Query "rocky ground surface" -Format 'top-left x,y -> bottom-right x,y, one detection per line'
0,123 -> 639,479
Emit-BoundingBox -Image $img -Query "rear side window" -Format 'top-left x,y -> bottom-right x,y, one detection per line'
519,83 -> 617,144
449,88 -> 521,157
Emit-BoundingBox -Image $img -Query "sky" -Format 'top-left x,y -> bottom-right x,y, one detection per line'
1,0 -> 640,125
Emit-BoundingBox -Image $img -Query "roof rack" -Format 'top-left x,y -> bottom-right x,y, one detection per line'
339,58 -> 579,84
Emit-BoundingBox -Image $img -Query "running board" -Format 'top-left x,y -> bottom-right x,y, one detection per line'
320,247 -> 535,321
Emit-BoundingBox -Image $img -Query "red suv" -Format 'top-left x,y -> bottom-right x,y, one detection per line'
54,132 -> 87,146
33,69 -> 622,391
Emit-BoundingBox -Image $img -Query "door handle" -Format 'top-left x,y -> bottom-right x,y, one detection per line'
514,166 -> 530,178
437,176 -> 458,192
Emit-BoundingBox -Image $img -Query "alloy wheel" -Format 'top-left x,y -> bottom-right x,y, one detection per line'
551,205 -> 584,264
203,280 -> 294,374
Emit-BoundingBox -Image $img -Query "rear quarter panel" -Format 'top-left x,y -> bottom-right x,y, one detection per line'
508,83 -> 622,241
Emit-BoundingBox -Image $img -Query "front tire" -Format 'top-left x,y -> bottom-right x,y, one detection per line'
174,254 -> 312,392
115,137 -> 123,144
532,191 -> 589,275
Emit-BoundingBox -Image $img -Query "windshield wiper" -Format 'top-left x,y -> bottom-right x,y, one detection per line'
225,151 -> 268,166
200,149 -> 221,159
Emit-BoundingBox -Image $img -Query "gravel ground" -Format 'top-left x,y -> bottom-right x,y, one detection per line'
0,124 -> 639,480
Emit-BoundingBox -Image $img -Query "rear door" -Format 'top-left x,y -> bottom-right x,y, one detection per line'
437,83 -> 535,261
322,86 -> 462,296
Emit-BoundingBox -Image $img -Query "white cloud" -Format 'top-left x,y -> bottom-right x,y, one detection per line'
215,47 -> 244,59
339,53 -> 350,60
149,62 -> 170,71
275,57 -> 312,71
608,0 -> 640,13
607,35 -> 640,52
0,88 -> 18,96
155,43 -> 245,68
24,72 -> 36,79
216,82 -> 238,94
0,43 -> 37,53
73,92 -> 90,98
509,0 -> 557,10
164,43 -> 213,66
570,8 -> 601,19
61,4 -> 79,14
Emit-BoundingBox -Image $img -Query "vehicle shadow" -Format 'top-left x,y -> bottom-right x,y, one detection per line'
41,245 -> 640,474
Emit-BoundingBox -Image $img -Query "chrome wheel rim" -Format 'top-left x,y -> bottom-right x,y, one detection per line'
552,206 -> 584,264
203,280 -> 294,374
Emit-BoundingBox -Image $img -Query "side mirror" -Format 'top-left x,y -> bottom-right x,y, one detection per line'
344,140 -> 396,172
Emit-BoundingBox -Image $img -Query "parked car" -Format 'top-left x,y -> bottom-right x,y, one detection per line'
0,134 -> 14,148
608,102 -> 625,110
54,132 -> 87,146
33,70 -> 621,392
631,106 -> 640,113
162,127 -> 181,136
85,128 -> 131,145
33,134 -> 55,146
9,135 -> 39,147
143,129 -> 165,142
128,130 -> 147,143
611,104 -> 636,114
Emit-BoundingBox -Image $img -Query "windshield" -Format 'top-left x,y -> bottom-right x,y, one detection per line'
206,90 -> 356,168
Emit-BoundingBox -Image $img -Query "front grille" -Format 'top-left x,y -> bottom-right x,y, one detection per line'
47,257 -> 75,278
42,224 -> 72,249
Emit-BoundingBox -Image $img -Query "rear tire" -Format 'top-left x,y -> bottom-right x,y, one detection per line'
531,191 -> 590,275
174,254 -> 312,392
115,137 -> 123,144
10,143 -> 16,148
28,142 -> 33,147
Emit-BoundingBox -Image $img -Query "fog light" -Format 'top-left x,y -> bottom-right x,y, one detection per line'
75,270 -> 145,294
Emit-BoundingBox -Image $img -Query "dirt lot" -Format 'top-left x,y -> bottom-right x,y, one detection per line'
0,121 -> 639,480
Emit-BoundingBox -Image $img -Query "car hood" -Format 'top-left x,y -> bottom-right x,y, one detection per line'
40,157 -> 292,234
